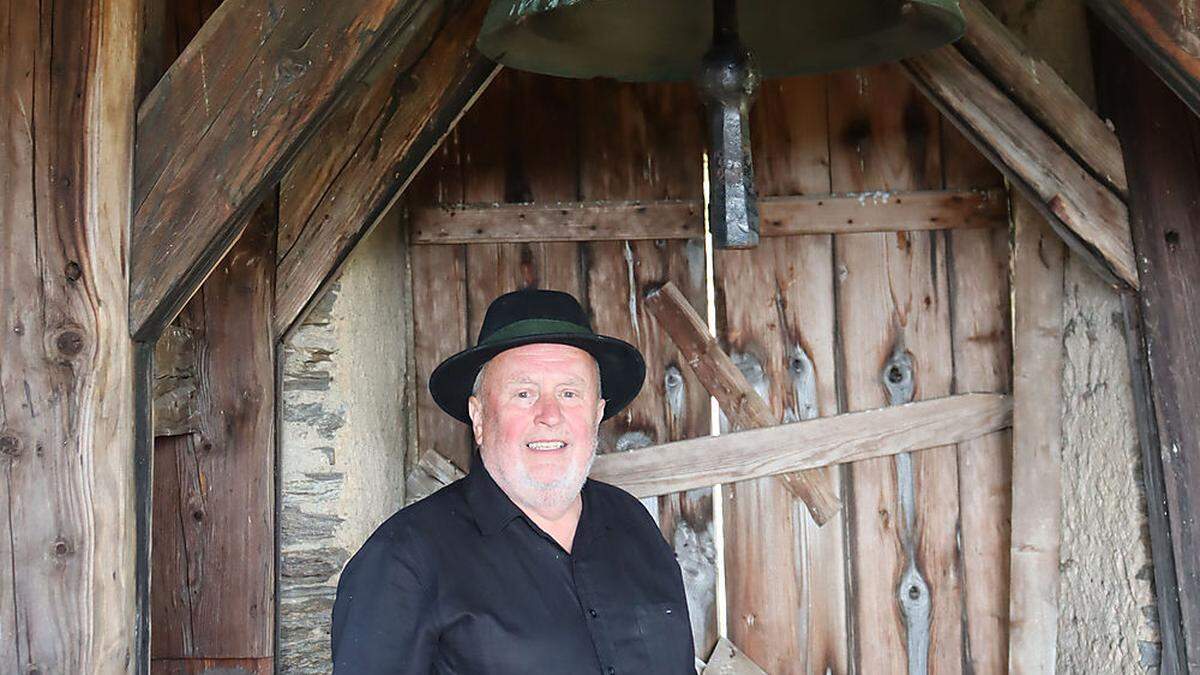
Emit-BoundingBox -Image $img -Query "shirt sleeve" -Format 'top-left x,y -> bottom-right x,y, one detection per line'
331,523 -> 438,673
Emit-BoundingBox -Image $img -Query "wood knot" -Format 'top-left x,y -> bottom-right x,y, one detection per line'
64,261 -> 82,282
0,435 -> 20,457
51,538 -> 73,557
55,329 -> 85,357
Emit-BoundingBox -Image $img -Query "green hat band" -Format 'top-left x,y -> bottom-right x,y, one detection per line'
479,318 -> 592,345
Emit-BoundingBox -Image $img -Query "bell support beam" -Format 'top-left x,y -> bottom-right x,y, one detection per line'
902,45 -> 1140,289
1087,0 -> 1200,120
273,0 -> 498,338
409,189 -> 1008,244
130,0 -> 464,341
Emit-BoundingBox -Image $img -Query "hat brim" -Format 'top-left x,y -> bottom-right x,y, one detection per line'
429,333 -> 646,425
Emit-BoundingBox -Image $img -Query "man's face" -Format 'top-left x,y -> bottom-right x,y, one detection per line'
468,343 -> 606,515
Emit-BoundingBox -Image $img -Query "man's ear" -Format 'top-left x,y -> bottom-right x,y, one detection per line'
595,397 -> 606,424
467,396 -> 485,446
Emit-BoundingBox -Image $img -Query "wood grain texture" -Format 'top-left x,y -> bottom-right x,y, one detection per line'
273,0 -> 499,336
150,204 -> 276,660
645,282 -> 841,524
591,395 -> 1012,499
829,64 -> 965,674
902,44 -> 1139,289
410,188 -> 1005,244
1087,0 -> 1200,118
151,657 -> 272,674
1006,197 -> 1066,674
956,0 -> 1127,196
0,0 -> 139,670
154,326 -> 201,437
715,73 -> 848,675
131,0 -> 445,339
944,113 -> 1013,674
1095,24 -> 1200,672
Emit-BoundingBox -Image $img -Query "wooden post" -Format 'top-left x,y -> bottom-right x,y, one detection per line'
1008,198 -> 1066,673
1095,21 -> 1200,672
644,282 -> 841,524
0,0 -> 140,671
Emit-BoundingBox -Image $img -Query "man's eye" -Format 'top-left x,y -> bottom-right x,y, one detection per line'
561,390 -> 577,398
516,390 -> 532,399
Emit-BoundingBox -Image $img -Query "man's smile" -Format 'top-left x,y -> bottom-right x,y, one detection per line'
526,440 -> 567,451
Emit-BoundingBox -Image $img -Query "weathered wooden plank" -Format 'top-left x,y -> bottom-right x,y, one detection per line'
829,64 -> 965,673
645,282 -> 841,524
131,0 -> 449,340
702,638 -> 768,675
411,243 -> 472,471
902,45 -> 1139,289
955,0 -> 1127,196
153,326 -> 201,437
410,188 -> 1006,244
590,394 -> 1012,498
0,0 -> 139,670
943,113 -> 1013,672
1096,24 -> 1200,672
719,73 -> 849,675
1006,197 -> 1066,674
273,0 -> 499,336
151,202 -> 276,660
1087,0 -> 1200,119
150,657 -> 273,674
577,78 -> 719,659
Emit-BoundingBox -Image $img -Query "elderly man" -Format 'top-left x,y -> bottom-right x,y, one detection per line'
331,289 -> 695,673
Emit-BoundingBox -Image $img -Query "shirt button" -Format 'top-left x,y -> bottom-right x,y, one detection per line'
588,608 -> 598,618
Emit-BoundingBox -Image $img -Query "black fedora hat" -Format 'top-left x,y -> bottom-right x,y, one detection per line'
429,289 -> 646,424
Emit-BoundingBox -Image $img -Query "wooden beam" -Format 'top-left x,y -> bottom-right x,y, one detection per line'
902,46 -> 1140,289
131,0 -> 449,340
644,282 -> 842,525
272,0 -> 498,337
410,188 -> 1007,244
150,200 -> 276,663
1088,0 -> 1200,119
1007,198 -> 1067,674
1096,24 -> 1200,672
956,0 -> 1127,197
590,393 -> 1012,498
1,0 -> 139,670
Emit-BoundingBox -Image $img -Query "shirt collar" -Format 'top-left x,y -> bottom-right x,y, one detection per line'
463,452 -> 613,543
464,453 -> 524,536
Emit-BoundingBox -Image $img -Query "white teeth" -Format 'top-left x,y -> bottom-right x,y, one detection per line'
527,441 -> 566,450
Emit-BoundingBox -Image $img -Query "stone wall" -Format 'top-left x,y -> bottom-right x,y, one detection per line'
278,217 -> 412,673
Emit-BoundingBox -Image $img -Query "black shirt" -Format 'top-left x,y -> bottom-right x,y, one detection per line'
330,458 -> 695,674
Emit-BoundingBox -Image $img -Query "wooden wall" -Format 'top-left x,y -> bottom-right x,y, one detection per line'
142,1 -> 277,673
406,66 -> 1013,672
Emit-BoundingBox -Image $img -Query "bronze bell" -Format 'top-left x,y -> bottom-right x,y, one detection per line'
477,0 -> 966,247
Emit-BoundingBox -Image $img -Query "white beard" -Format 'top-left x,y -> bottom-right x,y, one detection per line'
486,442 -> 597,516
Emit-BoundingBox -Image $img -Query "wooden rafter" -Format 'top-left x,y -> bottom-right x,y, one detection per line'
273,0 -> 498,338
410,188 -> 1007,244
130,0 -> 456,340
590,393 -> 1012,498
956,0 -> 1128,197
1088,0 -> 1200,119
902,6 -> 1140,290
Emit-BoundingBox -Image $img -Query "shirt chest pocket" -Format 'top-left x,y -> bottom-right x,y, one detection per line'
606,602 -> 693,674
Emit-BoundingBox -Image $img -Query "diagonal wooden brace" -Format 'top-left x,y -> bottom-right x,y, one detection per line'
644,281 -> 842,525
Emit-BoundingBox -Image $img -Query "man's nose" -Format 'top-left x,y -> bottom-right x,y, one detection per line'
533,394 -> 562,425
